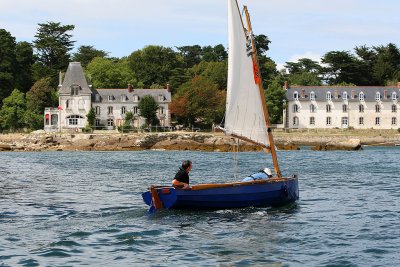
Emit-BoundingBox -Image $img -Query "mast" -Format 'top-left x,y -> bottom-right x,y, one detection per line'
243,5 -> 282,178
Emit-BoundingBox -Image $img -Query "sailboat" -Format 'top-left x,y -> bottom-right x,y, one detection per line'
142,0 -> 299,210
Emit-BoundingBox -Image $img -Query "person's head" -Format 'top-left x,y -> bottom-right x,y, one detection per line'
182,160 -> 192,172
263,168 -> 272,177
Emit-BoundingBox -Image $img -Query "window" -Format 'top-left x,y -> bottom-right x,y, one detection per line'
375,117 -> 380,125
133,95 -> 139,102
343,91 -> 348,100
158,107 -> 164,114
293,116 -> 299,126
326,104 -> 331,113
359,104 -> 364,113
326,91 -> 332,101
70,84 -> 80,95
375,104 -> 381,113
108,95 -> 114,101
392,104 -> 397,113
342,104 -> 347,112
108,106 -> 113,115
293,91 -> 299,100
326,117 -> 331,126
95,94 -> 101,102
359,117 -> 364,125
293,104 -> 299,113
359,92 -> 365,101
310,104 -> 316,113
133,106 -> 139,114
51,114 -> 58,125
310,117 -> 315,125
392,117 -> 397,125
342,117 -> 348,126
121,106 -> 126,115
158,95 -> 164,102
121,95 -> 127,102
392,92 -> 397,101
107,119 -> 114,126
66,115 -> 83,126
66,100 -> 70,109
95,106 -> 100,115
375,92 -> 381,101
95,119 -> 101,126
310,91 -> 315,100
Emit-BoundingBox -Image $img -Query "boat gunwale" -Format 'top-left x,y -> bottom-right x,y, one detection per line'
148,176 -> 298,191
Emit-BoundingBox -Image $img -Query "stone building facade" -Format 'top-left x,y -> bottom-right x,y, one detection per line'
44,62 -> 171,132
284,83 -> 400,129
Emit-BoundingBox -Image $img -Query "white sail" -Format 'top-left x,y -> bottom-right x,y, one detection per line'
225,0 -> 270,148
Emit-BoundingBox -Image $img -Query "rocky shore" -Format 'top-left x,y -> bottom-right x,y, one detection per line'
1,130 -> 399,152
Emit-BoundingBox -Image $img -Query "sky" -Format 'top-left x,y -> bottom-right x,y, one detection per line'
1,0 -> 399,70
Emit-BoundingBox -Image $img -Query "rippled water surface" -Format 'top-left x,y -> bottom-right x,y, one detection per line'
1,147 -> 399,266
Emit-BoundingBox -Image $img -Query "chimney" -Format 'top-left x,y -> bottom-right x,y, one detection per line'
166,83 -> 170,92
128,84 -> 133,93
58,71 -> 63,87
283,81 -> 288,90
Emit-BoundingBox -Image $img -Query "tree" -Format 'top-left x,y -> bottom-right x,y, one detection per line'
86,57 -> 140,88
0,29 -> 16,105
33,21 -> 75,85
0,89 -> 26,131
15,41 -> 34,93
138,95 -> 159,126
189,61 -> 227,89
86,107 -> 95,128
170,76 -> 226,127
24,78 -> 57,130
176,45 -> 202,68
202,44 -> 228,62
127,45 -> 183,87
72,45 -> 108,68
26,78 -> 58,113
265,78 -> 287,124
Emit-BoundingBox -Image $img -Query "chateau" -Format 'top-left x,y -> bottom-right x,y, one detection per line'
284,83 -> 400,129
44,62 -> 171,132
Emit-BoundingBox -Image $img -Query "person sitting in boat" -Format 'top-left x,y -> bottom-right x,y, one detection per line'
172,160 -> 192,189
242,168 -> 273,182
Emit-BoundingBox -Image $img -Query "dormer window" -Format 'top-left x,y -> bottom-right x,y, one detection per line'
133,95 -> 139,102
158,95 -> 164,102
293,91 -> 299,100
70,84 -> 81,96
326,91 -> 332,101
108,95 -> 114,101
392,92 -> 397,101
359,92 -> 365,101
310,91 -> 315,101
343,92 -> 348,100
375,92 -> 381,101
121,95 -> 127,102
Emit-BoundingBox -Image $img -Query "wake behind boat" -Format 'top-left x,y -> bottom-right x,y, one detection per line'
142,0 -> 299,211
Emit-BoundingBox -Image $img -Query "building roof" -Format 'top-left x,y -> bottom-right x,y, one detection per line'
286,86 -> 400,101
59,62 -> 92,95
95,88 -> 171,103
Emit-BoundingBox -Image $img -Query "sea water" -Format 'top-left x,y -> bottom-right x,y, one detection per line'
1,147 -> 399,266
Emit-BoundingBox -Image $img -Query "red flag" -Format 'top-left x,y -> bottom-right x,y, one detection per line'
45,114 -> 49,119
253,61 -> 260,84
58,105 -> 63,110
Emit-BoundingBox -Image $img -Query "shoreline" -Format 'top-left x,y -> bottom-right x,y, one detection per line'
0,130 -> 400,152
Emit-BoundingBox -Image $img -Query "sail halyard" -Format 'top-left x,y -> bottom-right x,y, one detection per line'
242,5 -> 282,178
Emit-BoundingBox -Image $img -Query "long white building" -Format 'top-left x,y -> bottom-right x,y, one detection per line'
44,62 -> 171,132
284,83 -> 400,129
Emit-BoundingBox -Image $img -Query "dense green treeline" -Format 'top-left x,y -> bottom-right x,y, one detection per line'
1,22 -> 399,132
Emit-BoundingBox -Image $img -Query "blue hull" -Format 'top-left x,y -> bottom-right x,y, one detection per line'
142,177 -> 299,210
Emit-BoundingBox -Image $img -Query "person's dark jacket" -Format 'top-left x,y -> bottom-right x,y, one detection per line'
174,167 -> 189,184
